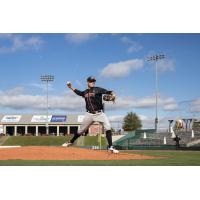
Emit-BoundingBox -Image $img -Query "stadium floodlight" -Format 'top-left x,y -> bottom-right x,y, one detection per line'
182,118 -> 190,132
183,118 -> 193,132
168,120 -> 174,132
40,75 -> 54,135
188,118 -> 193,131
147,54 -> 165,133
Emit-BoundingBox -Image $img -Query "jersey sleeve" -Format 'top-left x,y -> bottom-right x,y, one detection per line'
96,87 -> 113,95
74,89 -> 85,97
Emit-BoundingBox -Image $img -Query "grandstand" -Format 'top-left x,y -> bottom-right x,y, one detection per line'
114,128 -> 200,150
0,114 -> 103,136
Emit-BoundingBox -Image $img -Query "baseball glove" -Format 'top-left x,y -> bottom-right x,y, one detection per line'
103,92 -> 116,103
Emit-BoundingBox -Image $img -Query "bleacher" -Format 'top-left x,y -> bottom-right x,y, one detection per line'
114,129 -> 200,149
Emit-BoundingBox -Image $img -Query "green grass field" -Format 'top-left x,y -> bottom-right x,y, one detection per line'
1,136 -> 107,146
0,150 -> 200,166
1,136 -> 200,166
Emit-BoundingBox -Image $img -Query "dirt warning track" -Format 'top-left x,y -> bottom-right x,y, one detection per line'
0,146 -> 157,160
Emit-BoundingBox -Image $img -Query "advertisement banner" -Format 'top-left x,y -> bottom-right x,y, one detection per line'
51,115 -> 67,122
31,115 -> 52,123
78,115 -> 85,123
1,115 -> 21,123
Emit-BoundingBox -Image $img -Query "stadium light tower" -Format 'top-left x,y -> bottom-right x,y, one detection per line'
168,120 -> 174,132
147,54 -> 165,133
188,118 -> 193,131
40,75 -> 54,135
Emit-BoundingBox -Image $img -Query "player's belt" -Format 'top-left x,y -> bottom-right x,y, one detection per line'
87,110 -> 102,114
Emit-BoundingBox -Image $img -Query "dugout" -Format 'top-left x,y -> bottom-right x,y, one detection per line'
38,126 -> 47,135
27,126 -> 36,135
70,126 -> 78,134
6,126 -> 15,136
49,126 -> 57,135
59,126 -> 68,135
17,126 -> 25,135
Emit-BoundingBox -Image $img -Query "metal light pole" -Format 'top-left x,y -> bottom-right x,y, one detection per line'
40,75 -> 54,135
182,118 -> 189,132
168,120 -> 174,132
147,54 -> 165,133
188,118 -> 193,131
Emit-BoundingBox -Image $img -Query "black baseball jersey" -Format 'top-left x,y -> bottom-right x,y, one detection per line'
74,87 -> 112,112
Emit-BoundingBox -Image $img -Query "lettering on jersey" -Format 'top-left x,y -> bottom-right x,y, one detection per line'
84,93 -> 95,98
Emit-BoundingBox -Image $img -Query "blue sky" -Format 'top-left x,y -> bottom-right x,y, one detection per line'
0,33 -> 200,129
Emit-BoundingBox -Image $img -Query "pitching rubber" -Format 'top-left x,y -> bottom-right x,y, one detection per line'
0,146 -> 21,149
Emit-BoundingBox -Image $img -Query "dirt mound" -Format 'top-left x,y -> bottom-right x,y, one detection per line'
0,146 -> 157,160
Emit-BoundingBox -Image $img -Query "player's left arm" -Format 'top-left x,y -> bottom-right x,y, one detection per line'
96,87 -> 113,95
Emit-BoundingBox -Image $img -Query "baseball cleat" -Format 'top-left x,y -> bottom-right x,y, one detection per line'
62,142 -> 73,147
108,146 -> 119,154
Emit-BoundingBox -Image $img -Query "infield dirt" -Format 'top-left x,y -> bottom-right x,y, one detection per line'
0,146 -> 158,160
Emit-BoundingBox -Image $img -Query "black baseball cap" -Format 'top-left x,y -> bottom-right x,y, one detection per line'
87,76 -> 96,82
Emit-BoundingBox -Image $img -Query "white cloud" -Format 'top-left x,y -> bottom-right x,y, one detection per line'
65,33 -> 97,44
192,99 -> 200,106
157,59 -> 175,72
0,87 -> 182,129
163,103 -> 179,111
135,97 -> 155,108
101,59 -> 144,78
0,34 -> 44,53
3,87 -> 25,95
108,115 -> 124,122
0,87 -> 179,117
191,99 -> 200,113
106,96 -> 178,111
141,115 -> 172,130
0,87 -> 84,111
138,114 -> 149,121
28,83 -> 54,91
120,36 -> 143,52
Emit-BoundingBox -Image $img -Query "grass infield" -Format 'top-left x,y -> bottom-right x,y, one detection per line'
1,136 -> 107,146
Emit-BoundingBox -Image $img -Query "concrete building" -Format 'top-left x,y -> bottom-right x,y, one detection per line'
0,114 -> 103,136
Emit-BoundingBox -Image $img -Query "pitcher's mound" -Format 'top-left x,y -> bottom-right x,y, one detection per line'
0,146 -> 157,160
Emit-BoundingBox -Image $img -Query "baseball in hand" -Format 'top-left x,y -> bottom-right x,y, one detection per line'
67,81 -> 72,88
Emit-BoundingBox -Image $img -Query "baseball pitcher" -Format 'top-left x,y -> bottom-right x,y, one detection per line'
62,76 -> 119,153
